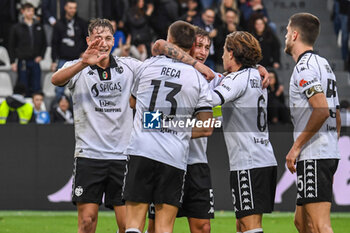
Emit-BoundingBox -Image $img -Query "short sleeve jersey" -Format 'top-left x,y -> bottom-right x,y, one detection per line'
188,71 -> 224,165
213,68 -> 277,171
289,51 -> 340,161
126,56 -> 213,170
64,56 -> 142,160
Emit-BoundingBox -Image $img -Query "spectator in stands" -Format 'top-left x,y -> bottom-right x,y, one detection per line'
0,0 -> 18,51
338,0 -> 349,69
50,94 -> 73,124
51,0 -> 87,101
218,0 -> 240,26
178,0 -> 200,24
9,3 -> 47,97
267,69 -> 289,124
42,0 -> 66,45
193,8 -> 218,70
340,100 -> 350,126
214,8 -> 240,71
32,91 -> 50,124
96,0 -> 129,31
240,0 -> 276,32
250,14 -> 280,69
126,0 -> 154,55
150,0 -> 178,39
111,20 -> 126,54
113,35 -> 147,61
0,83 -> 34,124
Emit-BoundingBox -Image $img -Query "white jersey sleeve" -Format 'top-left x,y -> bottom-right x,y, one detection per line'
60,59 -> 82,89
212,70 -> 248,106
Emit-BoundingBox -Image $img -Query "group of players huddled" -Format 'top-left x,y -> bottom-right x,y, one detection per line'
51,12 -> 340,233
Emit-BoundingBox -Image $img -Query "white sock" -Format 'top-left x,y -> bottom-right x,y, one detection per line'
244,228 -> 263,233
125,228 -> 141,233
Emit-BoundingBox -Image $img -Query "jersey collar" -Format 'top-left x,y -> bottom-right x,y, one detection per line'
89,54 -> 118,70
297,50 -> 315,63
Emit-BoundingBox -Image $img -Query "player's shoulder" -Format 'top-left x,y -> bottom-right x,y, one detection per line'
295,51 -> 321,73
226,67 -> 254,81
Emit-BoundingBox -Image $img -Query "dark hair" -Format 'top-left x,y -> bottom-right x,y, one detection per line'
88,18 -> 114,36
194,26 -> 211,46
13,83 -> 26,95
32,91 -> 45,98
289,13 -> 320,46
225,31 -> 262,67
168,20 -> 195,51
65,0 -> 77,5
21,2 -> 34,10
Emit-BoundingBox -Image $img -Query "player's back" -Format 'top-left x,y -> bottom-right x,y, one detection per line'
126,55 -> 212,170
219,68 -> 277,171
289,51 -> 340,161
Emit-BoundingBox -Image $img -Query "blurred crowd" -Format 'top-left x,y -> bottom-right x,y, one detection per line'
8,0 -> 349,126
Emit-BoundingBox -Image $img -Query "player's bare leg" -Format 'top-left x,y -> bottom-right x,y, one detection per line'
237,214 -> 263,232
294,205 -> 314,233
236,219 -> 242,233
154,204 -> 178,233
188,218 -> 210,233
114,205 -> 126,233
125,201 -> 149,232
77,203 -> 99,233
146,218 -> 155,233
304,202 -> 333,233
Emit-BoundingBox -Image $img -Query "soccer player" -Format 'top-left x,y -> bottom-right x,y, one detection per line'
51,18 -> 214,233
51,18 -> 141,233
211,31 -> 278,233
123,21 -> 214,233
284,13 -> 340,233
146,27 -> 222,233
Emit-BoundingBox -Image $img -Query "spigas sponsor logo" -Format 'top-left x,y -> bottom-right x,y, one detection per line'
91,82 -> 122,97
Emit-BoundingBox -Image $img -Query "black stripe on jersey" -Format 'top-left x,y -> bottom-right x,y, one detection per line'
229,69 -> 247,81
306,53 -> 312,69
214,90 -> 225,105
131,94 -> 136,99
194,106 -> 213,115
336,105 -> 340,109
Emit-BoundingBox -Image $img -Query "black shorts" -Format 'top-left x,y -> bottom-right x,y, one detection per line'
148,163 -> 214,220
122,155 -> 186,208
230,166 -> 277,219
72,157 -> 127,208
296,159 -> 339,206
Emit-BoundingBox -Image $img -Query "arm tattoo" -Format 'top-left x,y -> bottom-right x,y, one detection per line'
164,43 -> 197,67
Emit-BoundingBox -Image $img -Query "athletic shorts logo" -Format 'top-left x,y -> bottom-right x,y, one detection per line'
143,110 -> 162,129
75,186 -> 83,197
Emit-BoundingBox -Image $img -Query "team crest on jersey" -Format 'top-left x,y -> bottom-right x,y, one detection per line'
143,110 -> 162,129
115,66 -> 124,74
75,186 -> 83,197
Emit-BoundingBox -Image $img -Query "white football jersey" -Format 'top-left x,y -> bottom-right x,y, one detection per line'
188,71 -> 224,165
212,68 -> 277,171
289,51 -> 340,161
126,56 -> 213,170
64,56 -> 142,160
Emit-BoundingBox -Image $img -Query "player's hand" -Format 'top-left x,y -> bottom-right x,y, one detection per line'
258,65 -> 270,89
35,56 -> 42,63
51,62 -> 57,72
11,63 -> 17,72
82,38 -> 108,66
286,145 -> 300,174
195,62 -> 215,81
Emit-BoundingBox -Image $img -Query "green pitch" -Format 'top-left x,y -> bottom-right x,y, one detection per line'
0,211 -> 349,233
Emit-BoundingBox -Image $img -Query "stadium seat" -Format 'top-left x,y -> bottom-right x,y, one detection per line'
42,72 -> 55,98
0,72 -> 13,97
0,46 -> 11,70
40,46 -> 52,71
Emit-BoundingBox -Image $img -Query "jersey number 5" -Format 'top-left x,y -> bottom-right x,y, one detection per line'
149,80 -> 182,116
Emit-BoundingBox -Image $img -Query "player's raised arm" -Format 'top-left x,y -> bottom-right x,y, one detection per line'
52,38 -> 107,86
152,39 -> 215,80
286,91 -> 329,174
